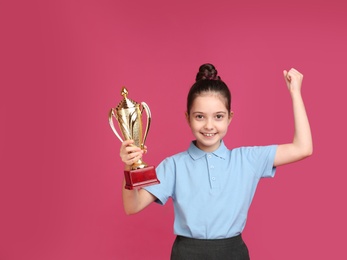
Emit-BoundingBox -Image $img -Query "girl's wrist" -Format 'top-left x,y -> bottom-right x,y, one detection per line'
290,89 -> 302,98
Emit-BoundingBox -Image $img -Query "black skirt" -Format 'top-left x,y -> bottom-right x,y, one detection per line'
170,234 -> 250,260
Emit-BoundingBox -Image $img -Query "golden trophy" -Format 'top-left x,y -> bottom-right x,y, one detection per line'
109,87 -> 160,190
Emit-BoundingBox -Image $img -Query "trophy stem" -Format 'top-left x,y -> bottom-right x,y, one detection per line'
131,159 -> 147,170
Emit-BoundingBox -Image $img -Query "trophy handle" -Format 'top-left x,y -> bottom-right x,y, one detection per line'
141,102 -> 151,149
108,109 -> 124,143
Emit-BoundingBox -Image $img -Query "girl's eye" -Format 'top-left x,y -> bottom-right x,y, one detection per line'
216,114 -> 224,119
195,115 -> 204,119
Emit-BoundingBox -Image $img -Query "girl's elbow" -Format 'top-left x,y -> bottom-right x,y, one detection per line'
307,147 -> 313,157
124,209 -> 132,215
307,143 -> 313,156
124,207 -> 140,215
301,146 -> 313,159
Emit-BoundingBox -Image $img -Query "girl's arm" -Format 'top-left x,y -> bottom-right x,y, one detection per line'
120,140 -> 156,215
274,68 -> 313,167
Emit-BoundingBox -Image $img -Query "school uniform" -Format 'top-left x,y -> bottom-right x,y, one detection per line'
144,140 -> 277,259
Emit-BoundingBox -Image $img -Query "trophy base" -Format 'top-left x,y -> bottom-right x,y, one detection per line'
124,165 -> 160,190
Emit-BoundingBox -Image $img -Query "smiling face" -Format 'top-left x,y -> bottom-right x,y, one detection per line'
186,92 -> 233,152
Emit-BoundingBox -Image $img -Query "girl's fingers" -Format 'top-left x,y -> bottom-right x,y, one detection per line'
127,150 -> 143,160
121,140 -> 140,153
125,145 -> 141,154
123,150 -> 143,165
119,139 -> 146,165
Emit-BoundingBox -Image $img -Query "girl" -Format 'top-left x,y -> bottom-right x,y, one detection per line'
119,64 -> 312,259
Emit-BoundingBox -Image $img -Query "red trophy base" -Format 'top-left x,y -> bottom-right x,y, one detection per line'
124,165 -> 160,190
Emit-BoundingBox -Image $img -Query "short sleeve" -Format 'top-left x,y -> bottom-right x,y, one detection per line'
241,145 -> 278,179
143,157 -> 176,205
255,145 -> 278,178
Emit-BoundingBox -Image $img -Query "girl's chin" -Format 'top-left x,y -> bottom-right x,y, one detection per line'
196,140 -> 220,151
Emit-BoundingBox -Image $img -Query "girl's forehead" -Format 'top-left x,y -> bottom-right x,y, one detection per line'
192,93 -> 228,110
194,92 -> 227,104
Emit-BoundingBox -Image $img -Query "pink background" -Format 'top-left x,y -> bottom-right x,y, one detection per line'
1,0 -> 346,259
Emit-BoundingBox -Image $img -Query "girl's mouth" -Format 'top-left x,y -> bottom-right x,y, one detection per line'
202,133 -> 216,137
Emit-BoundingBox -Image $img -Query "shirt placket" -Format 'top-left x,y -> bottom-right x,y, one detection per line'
206,154 -> 219,189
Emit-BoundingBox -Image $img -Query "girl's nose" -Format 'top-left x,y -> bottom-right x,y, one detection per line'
204,119 -> 214,130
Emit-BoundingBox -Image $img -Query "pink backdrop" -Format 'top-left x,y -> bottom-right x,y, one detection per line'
1,0 -> 346,259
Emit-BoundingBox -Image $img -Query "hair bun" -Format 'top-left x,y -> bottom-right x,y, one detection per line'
195,63 -> 221,81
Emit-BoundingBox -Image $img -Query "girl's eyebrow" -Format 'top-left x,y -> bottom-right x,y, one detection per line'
191,111 -> 227,114
215,111 -> 227,114
191,111 -> 204,114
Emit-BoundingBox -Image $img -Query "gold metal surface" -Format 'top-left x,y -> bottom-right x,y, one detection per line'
109,87 -> 152,170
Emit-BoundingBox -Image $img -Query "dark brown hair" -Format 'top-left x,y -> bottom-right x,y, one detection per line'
187,64 -> 231,114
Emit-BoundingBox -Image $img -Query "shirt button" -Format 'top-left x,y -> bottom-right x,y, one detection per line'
208,155 -> 212,158
210,165 -> 214,169
211,177 -> 216,181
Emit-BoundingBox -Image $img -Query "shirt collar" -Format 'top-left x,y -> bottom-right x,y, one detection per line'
188,140 -> 228,160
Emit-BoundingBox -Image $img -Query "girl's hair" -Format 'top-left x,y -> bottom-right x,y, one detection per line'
187,63 -> 231,114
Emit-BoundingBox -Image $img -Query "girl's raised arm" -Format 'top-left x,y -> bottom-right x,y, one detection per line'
274,68 -> 313,167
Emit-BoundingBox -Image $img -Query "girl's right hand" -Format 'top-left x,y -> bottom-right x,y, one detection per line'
120,140 -> 144,167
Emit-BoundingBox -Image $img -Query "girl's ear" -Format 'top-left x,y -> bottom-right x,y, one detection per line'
228,111 -> 234,124
185,112 -> 190,125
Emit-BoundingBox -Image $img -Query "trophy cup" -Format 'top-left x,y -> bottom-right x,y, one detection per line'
109,87 -> 160,190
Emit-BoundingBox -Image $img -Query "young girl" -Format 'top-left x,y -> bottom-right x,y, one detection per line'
119,64 -> 312,259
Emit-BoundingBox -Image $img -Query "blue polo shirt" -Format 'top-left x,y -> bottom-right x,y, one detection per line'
144,141 -> 277,239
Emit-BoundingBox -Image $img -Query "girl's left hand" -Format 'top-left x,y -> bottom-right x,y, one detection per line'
283,68 -> 303,93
